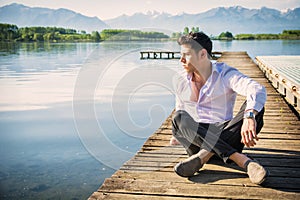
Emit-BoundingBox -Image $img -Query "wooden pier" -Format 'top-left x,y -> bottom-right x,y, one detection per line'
140,51 -> 180,59
140,51 -> 222,60
256,56 -> 300,115
89,52 -> 300,200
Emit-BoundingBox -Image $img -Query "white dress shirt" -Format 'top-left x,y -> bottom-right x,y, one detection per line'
174,62 -> 267,123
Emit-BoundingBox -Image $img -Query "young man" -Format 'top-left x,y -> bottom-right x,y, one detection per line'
171,32 -> 268,184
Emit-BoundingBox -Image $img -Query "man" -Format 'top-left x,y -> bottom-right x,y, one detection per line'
171,32 -> 268,184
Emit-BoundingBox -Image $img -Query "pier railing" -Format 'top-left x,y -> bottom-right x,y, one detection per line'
256,56 -> 300,115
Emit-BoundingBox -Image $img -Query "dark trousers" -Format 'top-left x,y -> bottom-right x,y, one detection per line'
172,101 -> 264,163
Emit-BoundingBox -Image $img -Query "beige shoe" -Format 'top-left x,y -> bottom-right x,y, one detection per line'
245,160 -> 269,184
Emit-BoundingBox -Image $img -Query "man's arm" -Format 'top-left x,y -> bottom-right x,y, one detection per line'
224,67 -> 267,147
226,68 -> 267,113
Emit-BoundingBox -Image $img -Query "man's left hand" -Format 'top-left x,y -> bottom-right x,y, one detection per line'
241,118 -> 258,147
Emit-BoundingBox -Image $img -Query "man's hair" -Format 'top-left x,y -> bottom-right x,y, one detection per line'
178,32 -> 212,57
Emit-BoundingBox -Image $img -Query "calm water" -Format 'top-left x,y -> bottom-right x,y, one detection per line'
0,40 -> 299,199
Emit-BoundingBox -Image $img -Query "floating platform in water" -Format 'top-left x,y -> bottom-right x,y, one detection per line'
140,51 -> 222,60
140,51 -> 180,59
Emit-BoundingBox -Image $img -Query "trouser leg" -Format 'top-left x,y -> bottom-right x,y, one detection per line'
172,101 -> 265,163
172,110 -> 237,162
221,101 -> 265,153
172,112 -> 200,156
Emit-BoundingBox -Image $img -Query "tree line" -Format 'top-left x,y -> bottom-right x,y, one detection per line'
215,30 -> 300,40
234,30 -> 300,40
100,29 -> 169,41
0,23 -> 101,42
1,23 -> 299,42
0,23 -> 169,42
172,27 -> 300,40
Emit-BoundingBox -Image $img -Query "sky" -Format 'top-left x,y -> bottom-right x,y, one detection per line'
1,0 -> 300,20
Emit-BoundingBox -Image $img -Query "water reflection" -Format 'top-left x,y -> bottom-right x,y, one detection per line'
0,41 -> 180,199
0,42 -> 103,199
216,40 -> 233,49
0,42 -> 93,55
0,42 -> 97,75
0,42 -> 20,56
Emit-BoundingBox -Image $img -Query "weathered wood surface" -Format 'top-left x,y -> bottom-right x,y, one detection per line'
256,56 -> 300,114
89,52 -> 300,200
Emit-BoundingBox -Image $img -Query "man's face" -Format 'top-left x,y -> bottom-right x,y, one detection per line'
179,44 -> 199,74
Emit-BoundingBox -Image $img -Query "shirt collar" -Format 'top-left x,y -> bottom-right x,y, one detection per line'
186,61 -> 218,81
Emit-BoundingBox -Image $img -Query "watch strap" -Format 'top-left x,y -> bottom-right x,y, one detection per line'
244,111 -> 255,119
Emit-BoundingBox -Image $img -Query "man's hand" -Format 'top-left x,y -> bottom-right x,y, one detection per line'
241,118 -> 258,147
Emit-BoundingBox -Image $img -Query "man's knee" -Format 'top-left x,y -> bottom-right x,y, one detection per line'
172,111 -> 182,135
172,110 -> 190,136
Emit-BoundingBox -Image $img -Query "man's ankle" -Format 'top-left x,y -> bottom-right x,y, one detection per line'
229,152 -> 251,168
197,149 -> 214,164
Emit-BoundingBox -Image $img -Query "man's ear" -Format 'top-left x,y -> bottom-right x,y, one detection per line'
199,49 -> 206,58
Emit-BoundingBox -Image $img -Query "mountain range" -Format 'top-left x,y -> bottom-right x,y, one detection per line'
1,3 -> 299,35
106,7 -> 300,35
0,3 -> 109,33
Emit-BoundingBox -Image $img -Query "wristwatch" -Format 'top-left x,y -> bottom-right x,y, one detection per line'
244,111 -> 255,119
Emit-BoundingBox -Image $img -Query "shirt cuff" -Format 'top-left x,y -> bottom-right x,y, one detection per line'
245,101 -> 264,113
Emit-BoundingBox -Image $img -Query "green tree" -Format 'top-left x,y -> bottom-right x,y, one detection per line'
191,27 -> 200,33
43,32 -> 55,41
235,34 -> 254,40
183,27 -> 189,35
218,31 -> 233,40
171,32 -> 182,39
53,32 -> 61,41
92,31 -> 101,42
33,33 -> 44,41
281,30 -> 300,39
0,23 -> 19,41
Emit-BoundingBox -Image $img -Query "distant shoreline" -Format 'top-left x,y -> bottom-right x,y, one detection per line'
1,23 -> 299,42
1,38 -> 300,44
0,23 -> 170,43
212,30 -> 300,40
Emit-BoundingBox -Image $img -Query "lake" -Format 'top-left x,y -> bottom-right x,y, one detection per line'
0,40 -> 299,199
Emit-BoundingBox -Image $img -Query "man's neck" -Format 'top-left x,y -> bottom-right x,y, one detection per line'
193,60 -> 212,84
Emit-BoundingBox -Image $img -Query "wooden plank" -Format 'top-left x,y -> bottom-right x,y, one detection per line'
142,140 -> 300,149
89,192 -> 214,200
108,170 -> 300,192
114,163 -> 300,179
98,178 -> 300,199
140,145 -> 300,152
147,134 -> 300,141
149,132 -> 300,140
121,158 -> 300,170
137,150 -> 300,159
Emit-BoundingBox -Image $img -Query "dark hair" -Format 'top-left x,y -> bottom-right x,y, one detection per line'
178,32 -> 212,57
